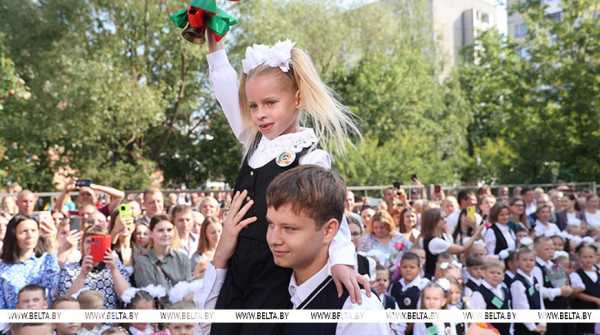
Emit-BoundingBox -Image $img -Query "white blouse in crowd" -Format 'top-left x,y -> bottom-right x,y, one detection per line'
569,269 -> 600,334
425,233 -> 454,255
510,269 -> 546,332
484,223 -> 516,259
531,257 -> 562,301
533,220 -> 562,238
206,49 -> 353,267
463,272 -> 482,298
584,210 -> 600,229
566,211 -> 582,226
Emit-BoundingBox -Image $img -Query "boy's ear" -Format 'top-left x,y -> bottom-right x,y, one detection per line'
322,218 -> 340,242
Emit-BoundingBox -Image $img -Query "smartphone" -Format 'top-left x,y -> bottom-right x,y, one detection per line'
89,235 -> 112,264
434,184 -> 442,193
75,179 -> 92,188
69,216 -> 82,231
31,211 -> 41,222
467,206 -> 476,222
118,203 -> 133,219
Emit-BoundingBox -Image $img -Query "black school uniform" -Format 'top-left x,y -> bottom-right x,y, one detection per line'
511,273 -> 542,335
572,269 -> 600,334
212,144 -> 314,335
389,278 -> 425,310
535,261 -> 568,335
477,284 -> 511,335
423,237 -> 438,279
283,276 -> 349,335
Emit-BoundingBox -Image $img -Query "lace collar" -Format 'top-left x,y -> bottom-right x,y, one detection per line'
248,128 -> 318,168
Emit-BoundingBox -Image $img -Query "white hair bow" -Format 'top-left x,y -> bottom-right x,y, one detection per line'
242,40 -> 295,74
121,285 -> 167,305
168,279 -> 205,305
553,250 -> 569,260
436,278 -> 451,292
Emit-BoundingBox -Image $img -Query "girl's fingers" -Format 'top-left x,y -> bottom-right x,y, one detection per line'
234,200 -> 254,223
236,217 -> 257,231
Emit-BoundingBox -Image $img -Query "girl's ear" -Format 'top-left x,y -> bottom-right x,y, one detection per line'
294,90 -> 301,109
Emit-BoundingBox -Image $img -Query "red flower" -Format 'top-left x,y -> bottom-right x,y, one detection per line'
394,242 -> 405,251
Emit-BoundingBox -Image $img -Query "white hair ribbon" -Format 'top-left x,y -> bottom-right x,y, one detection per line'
242,40 -> 295,74
121,285 -> 167,305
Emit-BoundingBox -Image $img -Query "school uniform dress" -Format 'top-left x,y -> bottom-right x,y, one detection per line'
510,270 -> 545,335
389,277 -> 429,310
283,263 -> 391,335
532,258 -> 568,335
504,271 -> 516,288
470,281 -> 513,335
423,234 -> 453,279
484,223 -> 516,259
463,274 -> 481,298
207,49 -> 355,335
569,269 -> 600,334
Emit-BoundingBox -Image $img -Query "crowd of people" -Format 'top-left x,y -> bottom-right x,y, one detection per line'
0,179 -> 598,335
0,14 -> 598,335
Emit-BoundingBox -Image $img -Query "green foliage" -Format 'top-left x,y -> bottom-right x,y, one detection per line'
459,0 -> 600,183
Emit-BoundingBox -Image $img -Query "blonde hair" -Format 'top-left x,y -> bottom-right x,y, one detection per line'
239,47 -> 359,155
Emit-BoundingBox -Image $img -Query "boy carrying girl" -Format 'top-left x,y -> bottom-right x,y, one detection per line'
199,165 -> 390,334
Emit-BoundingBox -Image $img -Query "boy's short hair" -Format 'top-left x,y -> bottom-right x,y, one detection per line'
466,256 -> 484,268
78,290 -> 104,309
483,259 -> 505,271
534,236 -> 551,246
516,247 -> 534,259
266,165 -> 346,227
171,204 -> 192,220
52,295 -> 79,309
400,252 -> 421,266
17,284 -> 46,301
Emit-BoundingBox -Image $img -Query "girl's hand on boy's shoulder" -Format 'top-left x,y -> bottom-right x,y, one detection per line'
331,264 -> 371,305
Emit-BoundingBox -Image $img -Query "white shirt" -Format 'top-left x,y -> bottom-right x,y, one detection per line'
484,223 -> 516,258
178,233 -> 199,258
425,234 -> 453,255
566,212 -> 581,226
288,263 -> 391,335
569,269 -> 599,289
463,273 -> 482,298
533,220 -> 562,238
584,210 -> 600,229
207,49 -> 354,268
469,280 -> 507,309
525,202 -> 537,216
531,257 -> 562,301
396,276 -> 430,292
446,209 -> 482,235
510,269 -> 545,331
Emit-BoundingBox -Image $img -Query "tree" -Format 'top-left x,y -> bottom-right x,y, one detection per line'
459,0 -> 600,183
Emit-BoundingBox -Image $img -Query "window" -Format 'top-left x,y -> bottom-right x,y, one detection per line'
515,23 -> 528,38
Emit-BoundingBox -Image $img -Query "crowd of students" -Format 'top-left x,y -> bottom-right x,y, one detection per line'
0,177 -> 598,335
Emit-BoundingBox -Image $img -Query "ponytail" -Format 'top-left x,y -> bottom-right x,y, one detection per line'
238,46 -> 360,155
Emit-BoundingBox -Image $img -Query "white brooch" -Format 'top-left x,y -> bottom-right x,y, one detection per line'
242,40 -> 295,74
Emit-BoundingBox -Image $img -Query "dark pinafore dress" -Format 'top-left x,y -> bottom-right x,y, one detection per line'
212,136 -> 317,335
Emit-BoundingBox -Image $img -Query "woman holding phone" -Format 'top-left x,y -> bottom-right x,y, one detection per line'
56,226 -> 131,309
0,214 -> 60,308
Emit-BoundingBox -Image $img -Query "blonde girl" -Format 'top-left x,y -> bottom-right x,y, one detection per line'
202,32 -> 364,335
